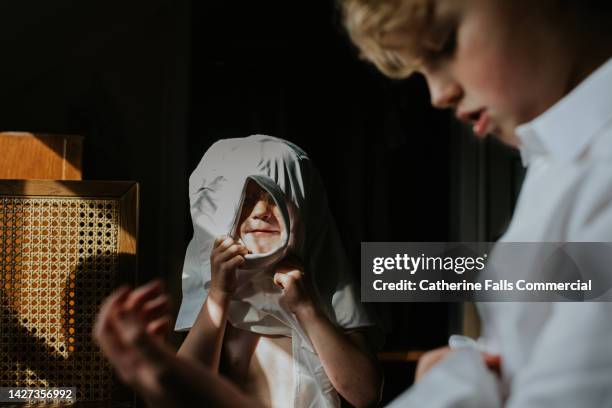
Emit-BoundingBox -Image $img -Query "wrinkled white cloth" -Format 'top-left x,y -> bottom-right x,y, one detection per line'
388,58 -> 612,407
175,135 -> 378,407
387,349 -> 502,408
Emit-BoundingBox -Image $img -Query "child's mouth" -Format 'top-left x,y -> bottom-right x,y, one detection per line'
247,229 -> 280,236
457,108 -> 491,137
473,110 -> 490,137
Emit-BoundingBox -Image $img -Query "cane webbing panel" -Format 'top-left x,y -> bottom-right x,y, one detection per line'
0,181 -> 137,405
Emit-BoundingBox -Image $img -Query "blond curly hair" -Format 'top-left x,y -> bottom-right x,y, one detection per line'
339,0 -> 435,78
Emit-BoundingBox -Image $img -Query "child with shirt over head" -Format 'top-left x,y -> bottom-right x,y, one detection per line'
339,0 -> 612,406
94,135 -> 383,408
174,135 -> 383,408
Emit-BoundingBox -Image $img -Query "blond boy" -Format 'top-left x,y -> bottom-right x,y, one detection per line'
340,0 -> 612,406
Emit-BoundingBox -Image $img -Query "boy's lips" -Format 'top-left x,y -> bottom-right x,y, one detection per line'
247,229 -> 280,235
457,108 -> 490,137
473,110 -> 490,137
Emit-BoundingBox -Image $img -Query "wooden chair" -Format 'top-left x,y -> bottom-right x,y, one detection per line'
0,133 -> 139,406
0,131 -> 83,180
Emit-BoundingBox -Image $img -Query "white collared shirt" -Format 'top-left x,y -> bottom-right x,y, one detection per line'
516,57 -> 612,168
389,58 -> 612,408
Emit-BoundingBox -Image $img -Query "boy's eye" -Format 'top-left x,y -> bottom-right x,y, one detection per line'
244,191 -> 273,205
438,27 -> 457,57
421,24 -> 458,66
263,193 -> 275,206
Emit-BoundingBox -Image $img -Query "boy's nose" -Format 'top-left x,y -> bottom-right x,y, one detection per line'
252,200 -> 272,220
424,72 -> 463,109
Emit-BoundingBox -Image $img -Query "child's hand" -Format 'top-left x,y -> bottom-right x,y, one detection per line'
415,346 -> 452,382
92,280 -> 173,395
121,279 -> 172,342
482,352 -> 502,376
415,347 -> 502,382
210,235 -> 248,295
273,256 -> 314,315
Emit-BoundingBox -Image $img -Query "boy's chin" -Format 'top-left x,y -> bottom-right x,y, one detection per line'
244,241 -> 281,255
490,127 -> 522,149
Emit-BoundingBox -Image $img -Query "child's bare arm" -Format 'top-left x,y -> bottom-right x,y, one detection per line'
274,265 -> 383,408
176,289 -> 231,371
295,307 -> 383,408
177,235 -> 247,371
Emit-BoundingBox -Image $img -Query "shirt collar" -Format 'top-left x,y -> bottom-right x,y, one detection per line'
515,57 -> 612,167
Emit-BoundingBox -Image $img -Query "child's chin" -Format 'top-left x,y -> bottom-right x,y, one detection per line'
245,241 -> 281,255
494,128 -> 522,148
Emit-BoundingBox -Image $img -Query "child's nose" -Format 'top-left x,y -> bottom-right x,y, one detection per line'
252,200 -> 272,220
425,72 -> 463,110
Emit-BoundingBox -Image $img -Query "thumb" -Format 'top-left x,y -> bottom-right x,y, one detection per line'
273,272 -> 289,289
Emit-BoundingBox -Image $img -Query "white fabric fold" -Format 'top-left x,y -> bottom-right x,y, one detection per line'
386,350 -> 502,408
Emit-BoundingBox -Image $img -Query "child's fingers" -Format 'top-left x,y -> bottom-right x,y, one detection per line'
93,285 -> 131,342
213,236 -> 235,252
98,300 -> 170,388
100,331 -> 138,385
111,304 -> 153,355
93,292 -> 139,377
273,272 -> 291,289
117,315 -> 168,363
213,235 -> 229,248
112,305 -> 144,339
146,316 -> 172,338
94,311 -> 126,360
286,269 -> 303,279
415,347 -> 452,382
223,254 -> 245,271
217,244 -> 248,263
109,312 -> 168,379
140,295 -> 171,322
122,280 -> 164,313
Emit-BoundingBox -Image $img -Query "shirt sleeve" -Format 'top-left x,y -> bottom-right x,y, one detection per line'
503,302 -> 612,407
504,191 -> 612,407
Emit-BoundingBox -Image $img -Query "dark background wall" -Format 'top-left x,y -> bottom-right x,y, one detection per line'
188,1 -> 454,351
0,0 -> 467,403
0,0 -> 190,294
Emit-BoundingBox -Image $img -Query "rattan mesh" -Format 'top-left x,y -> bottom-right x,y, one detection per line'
0,197 -> 122,403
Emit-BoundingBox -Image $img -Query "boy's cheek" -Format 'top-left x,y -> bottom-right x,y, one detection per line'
457,39 -> 538,129
456,4 -> 539,112
455,59 -> 526,144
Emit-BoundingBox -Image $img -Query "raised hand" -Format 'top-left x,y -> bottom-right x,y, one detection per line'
415,346 -> 502,382
273,255 -> 314,314
92,280 -> 173,397
209,236 -> 249,295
